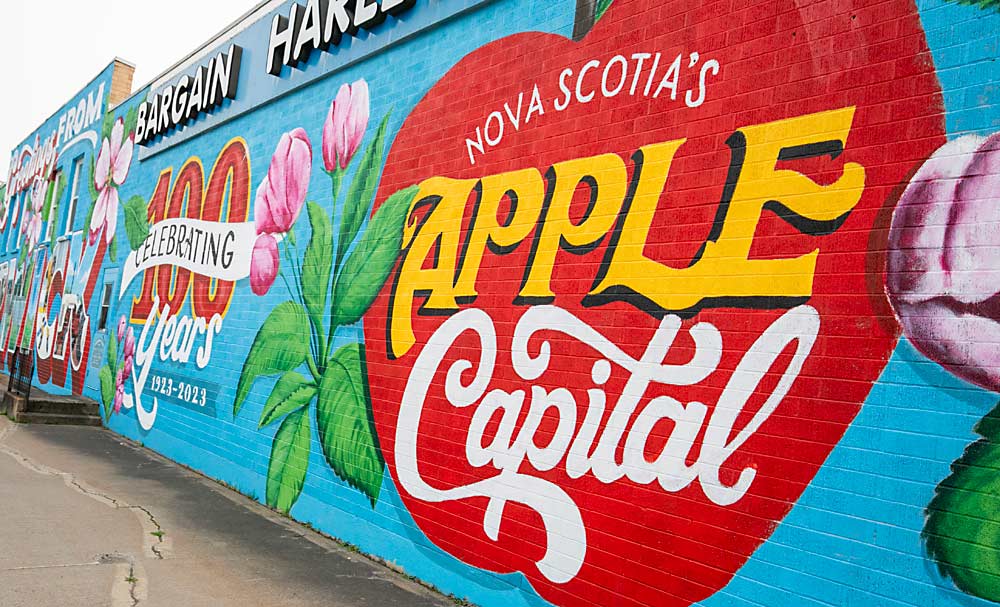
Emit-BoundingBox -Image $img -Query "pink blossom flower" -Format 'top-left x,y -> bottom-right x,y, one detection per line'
117,317 -> 127,341
250,234 -> 280,295
115,368 -> 124,390
113,384 -> 124,414
22,212 -> 42,249
22,179 -> 46,248
255,128 -> 311,235
887,133 -> 1000,391
323,80 -> 370,172
123,326 -> 135,360
90,118 -> 134,245
122,354 -> 133,378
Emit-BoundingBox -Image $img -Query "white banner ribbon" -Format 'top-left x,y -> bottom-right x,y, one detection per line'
121,218 -> 257,296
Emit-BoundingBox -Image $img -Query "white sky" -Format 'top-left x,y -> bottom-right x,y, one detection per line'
0,0 -> 254,168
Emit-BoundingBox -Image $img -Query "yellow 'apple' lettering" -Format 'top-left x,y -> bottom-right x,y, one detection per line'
388,107 -> 866,357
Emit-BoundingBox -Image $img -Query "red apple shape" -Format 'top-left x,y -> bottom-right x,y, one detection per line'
365,0 -> 945,606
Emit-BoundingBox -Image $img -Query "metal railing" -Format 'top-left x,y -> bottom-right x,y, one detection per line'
7,347 -> 34,399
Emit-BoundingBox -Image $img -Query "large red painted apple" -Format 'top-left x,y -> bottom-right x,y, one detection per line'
365,1 -> 945,606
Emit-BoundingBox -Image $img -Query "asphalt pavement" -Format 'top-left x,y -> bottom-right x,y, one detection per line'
0,415 -> 453,607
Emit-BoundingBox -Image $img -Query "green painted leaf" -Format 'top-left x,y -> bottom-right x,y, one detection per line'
259,371 -> 317,428
234,301 -> 310,415
106,330 -> 118,370
332,185 -> 418,327
338,113 -> 390,268
925,400 -> 1000,602
99,365 -> 114,417
109,235 -> 118,260
100,110 -> 115,142
85,156 -> 99,232
87,156 -> 99,200
265,407 -> 311,513
123,195 -> 150,251
302,202 -> 333,340
123,104 -> 139,138
596,0 -> 614,19
41,177 -> 55,221
316,343 -> 384,506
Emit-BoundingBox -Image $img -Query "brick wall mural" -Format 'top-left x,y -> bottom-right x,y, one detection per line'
4,0 -> 1000,605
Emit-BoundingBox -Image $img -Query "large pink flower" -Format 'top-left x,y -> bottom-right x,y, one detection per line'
323,80 -> 369,172
22,179 -> 46,248
250,234 -> 280,295
30,178 -> 46,215
90,118 -> 134,245
123,326 -> 135,360
255,128 -> 311,235
22,212 -> 42,249
887,133 -> 1000,391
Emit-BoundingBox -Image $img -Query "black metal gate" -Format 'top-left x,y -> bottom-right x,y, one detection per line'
8,347 -> 34,399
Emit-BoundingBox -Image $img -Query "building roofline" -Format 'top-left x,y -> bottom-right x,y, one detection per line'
7,58 -> 134,156
124,0 -> 284,104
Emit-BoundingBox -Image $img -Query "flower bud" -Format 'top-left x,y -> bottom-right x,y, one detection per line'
322,80 -> 370,172
888,133 -> 1000,391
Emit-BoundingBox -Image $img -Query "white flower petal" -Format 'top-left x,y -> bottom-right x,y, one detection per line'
112,135 -> 133,186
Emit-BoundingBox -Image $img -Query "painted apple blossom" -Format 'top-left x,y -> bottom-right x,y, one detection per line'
99,316 -> 137,417
888,132 -> 1000,392
323,80 -> 370,173
249,128 -> 312,295
21,179 -> 46,249
236,79 -> 417,513
89,117 -> 134,246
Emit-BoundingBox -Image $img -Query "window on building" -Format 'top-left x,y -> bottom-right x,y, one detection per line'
65,156 -> 84,235
44,172 -> 60,243
15,193 -> 24,249
97,282 -> 114,332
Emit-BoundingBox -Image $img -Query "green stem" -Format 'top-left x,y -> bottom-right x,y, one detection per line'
282,240 -> 320,364
325,167 -> 346,356
329,168 -> 344,205
306,351 -> 321,383
312,308 -> 328,375
278,271 -> 297,302
326,272 -> 341,352
331,172 -> 347,284
281,239 -> 307,307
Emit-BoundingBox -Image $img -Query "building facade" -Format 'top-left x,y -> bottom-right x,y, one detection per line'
3,1 -> 1000,606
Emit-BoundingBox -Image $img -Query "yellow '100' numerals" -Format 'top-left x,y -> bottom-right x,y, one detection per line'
388,107 -> 866,359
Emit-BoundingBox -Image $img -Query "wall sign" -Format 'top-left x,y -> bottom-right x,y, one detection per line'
266,0 -> 417,76
136,45 -> 243,146
5,82 -> 106,203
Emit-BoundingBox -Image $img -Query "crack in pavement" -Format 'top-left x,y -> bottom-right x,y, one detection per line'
0,422 -> 159,604
100,553 -> 147,607
0,422 -> 170,560
65,476 -> 168,560
126,560 -> 140,607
